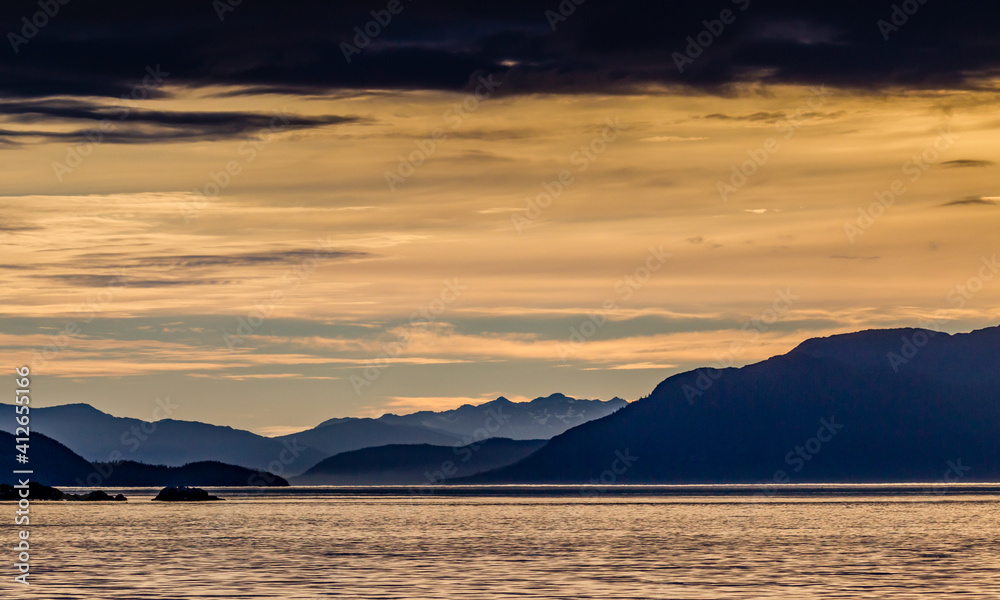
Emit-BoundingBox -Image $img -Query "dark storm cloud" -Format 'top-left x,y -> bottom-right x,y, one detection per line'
1,0 -> 998,98
0,99 -> 361,144
703,111 -> 788,121
70,249 -> 373,270
132,249 -> 373,269
36,249 -> 373,286
38,274 -> 239,288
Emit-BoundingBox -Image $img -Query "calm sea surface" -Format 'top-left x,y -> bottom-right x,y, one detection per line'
3,485 -> 999,599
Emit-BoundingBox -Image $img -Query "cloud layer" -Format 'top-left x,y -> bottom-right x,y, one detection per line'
2,0 -> 1000,100
3,3 -> 1000,430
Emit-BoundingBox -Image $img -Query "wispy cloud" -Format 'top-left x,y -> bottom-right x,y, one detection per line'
942,160 -> 994,168
0,100 -> 362,144
639,136 -> 708,142
383,394 -> 531,413
940,196 -> 999,207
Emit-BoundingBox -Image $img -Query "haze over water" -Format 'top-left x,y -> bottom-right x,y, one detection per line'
5,486 -> 999,599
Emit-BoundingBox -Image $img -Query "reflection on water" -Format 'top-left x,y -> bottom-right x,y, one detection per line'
3,486 -> 999,599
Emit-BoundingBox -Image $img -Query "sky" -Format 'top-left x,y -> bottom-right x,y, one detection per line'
2,0 -> 999,435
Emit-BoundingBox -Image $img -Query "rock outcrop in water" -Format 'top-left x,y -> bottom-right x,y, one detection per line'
0,481 -> 126,501
74,490 -> 128,501
152,486 -> 223,501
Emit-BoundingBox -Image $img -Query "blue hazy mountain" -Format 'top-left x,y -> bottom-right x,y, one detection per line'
274,418 -> 465,458
374,394 -> 628,440
0,403 -> 328,475
274,394 -> 626,458
467,325 -> 1000,483
0,429 -> 287,487
292,438 -> 548,485
0,394 -> 623,477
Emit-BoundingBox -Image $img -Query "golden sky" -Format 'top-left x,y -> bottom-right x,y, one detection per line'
3,83 -> 999,432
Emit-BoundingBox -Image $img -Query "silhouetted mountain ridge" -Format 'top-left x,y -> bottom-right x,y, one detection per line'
279,393 -> 625,460
0,403 -> 329,475
466,325 -> 1000,483
0,430 -> 95,487
91,460 -> 289,487
275,418 -> 464,458
1,393 -> 624,477
294,438 -> 548,485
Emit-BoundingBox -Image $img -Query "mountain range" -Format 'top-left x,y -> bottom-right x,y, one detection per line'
0,430 -> 285,487
372,394 -> 628,440
1,394 -> 623,477
275,393 -> 626,464
0,403 -> 329,475
6,325 -> 998,486
466,326 -> 1000,483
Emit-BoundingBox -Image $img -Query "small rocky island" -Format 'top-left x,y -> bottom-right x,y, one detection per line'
152,486 -> 223,501
0,482 -> 126,501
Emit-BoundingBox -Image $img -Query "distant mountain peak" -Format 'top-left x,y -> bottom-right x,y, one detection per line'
534,393 -> 572,402
365,393 -> 626,441
46,402 -> 108,415
785,324 -> 1000,383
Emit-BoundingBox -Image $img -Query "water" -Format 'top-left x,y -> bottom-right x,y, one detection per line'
3,486 -> 999,599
